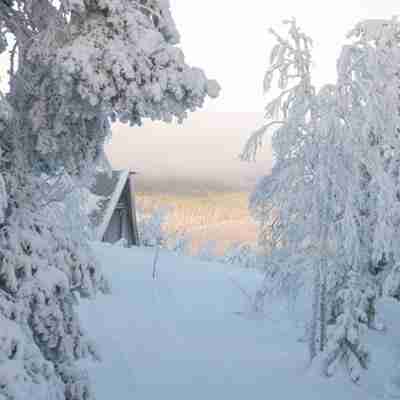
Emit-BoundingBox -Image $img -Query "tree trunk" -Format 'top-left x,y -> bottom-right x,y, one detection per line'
309,264 -> 321,362
319,262 -> 327,352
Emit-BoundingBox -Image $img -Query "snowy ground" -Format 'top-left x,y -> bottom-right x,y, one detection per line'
79,243 -> 400,399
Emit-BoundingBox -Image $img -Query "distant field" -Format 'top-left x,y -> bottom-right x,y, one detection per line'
136,190 -> 258,254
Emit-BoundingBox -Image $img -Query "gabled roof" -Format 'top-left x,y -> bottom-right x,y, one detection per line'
89,170 -> 130,240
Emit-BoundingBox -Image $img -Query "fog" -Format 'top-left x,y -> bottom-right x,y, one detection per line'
106,112 -> 272,193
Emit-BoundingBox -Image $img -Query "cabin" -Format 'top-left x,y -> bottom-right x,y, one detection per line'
89,170 -> 140,246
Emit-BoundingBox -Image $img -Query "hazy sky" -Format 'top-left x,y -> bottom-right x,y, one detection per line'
107,112 -> 271,190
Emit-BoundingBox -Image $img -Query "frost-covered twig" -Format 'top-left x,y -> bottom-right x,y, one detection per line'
152,246 -> 160,280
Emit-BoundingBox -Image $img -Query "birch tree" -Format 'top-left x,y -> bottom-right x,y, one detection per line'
244,18 -> 400,381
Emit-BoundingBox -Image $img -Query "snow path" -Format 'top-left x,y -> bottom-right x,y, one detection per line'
79,243 -> 399,399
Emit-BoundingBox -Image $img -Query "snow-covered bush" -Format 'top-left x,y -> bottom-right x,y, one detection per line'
138,206 -> 191,254
138,207 -> 169,247
196,240 -> 218,262
220,242 -> 260,269
167,230 -> 191,255
194,241 -> 260,268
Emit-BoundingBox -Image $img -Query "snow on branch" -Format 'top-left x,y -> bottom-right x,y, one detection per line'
241,19 -> 314,162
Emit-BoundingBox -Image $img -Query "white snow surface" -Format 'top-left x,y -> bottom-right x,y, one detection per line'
79,243 -> 400,399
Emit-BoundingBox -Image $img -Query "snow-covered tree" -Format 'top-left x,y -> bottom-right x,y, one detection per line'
244,18 -> 400,381
0,1 -> 218,399
137,205 -> 191,254
138,206 -> 168,247
338,18 -> 400,295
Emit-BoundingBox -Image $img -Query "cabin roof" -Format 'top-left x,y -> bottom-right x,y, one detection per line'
89,169 -> 133,240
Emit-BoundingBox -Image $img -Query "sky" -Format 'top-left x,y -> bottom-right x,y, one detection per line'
168,0 -> 399,112
107,0 -> 400,189
1,1 -> 399,189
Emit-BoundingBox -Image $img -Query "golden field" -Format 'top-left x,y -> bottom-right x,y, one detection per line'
136,191 -> 258,254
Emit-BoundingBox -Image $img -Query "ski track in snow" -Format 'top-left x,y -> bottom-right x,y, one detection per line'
79,243 -> 400,399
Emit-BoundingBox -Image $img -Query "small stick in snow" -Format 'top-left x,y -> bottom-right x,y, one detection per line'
152,246 -> 160,280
